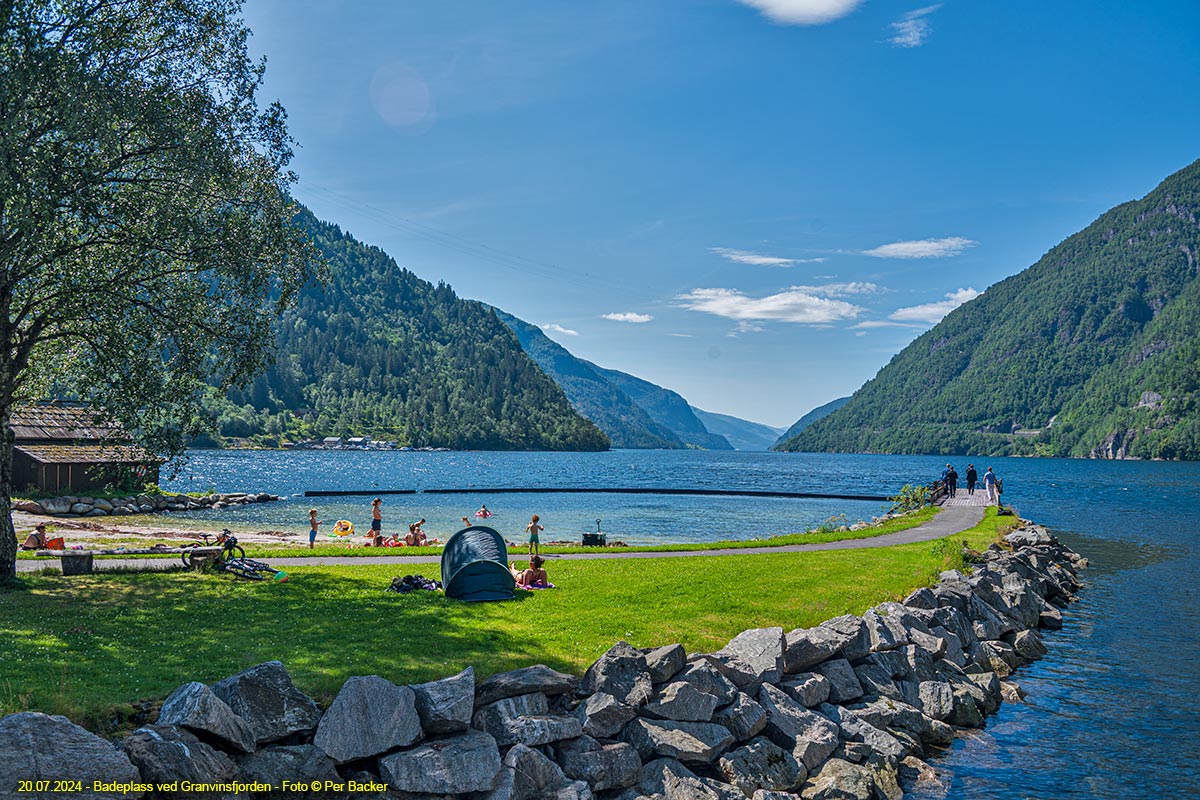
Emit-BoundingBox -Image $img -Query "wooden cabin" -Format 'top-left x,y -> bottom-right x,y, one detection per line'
9,405 -> 160,494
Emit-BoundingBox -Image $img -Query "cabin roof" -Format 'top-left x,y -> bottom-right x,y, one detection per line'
15,444 -> 157,465
9,405 -> 126,443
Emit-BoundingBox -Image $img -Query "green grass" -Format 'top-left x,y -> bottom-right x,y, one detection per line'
0,508 -> 1014,729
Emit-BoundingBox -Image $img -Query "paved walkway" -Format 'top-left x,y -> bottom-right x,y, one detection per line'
16,503 -> 988,572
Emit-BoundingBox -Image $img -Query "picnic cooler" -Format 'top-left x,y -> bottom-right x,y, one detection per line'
45,537 -> 64,550
582,532 -> 606,547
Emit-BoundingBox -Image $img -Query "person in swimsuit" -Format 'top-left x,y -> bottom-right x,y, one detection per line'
308,509 -> 320,549
371,497 -> 383,536
510,555 -> 548,588
526,514 -> 543,556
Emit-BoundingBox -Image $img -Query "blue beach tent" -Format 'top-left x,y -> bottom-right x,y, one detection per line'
440,525 -> 515,602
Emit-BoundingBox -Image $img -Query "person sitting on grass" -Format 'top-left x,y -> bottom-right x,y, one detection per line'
20,523 -> 48,550
510,555 -> 550,588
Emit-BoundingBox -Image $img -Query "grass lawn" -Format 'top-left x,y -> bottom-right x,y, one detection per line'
0,508 -> 1014,730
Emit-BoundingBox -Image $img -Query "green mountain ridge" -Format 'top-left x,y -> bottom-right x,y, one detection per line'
780,159 -> 1200,460
773,397 -> 851,447
204,208 -> 609,451
590,365 -> 734,450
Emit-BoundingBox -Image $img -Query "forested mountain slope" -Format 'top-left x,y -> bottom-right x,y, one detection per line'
772,397 -> 850,448
494,311 -> 685,449
207,209 -> 609,451
592,366 -> 735,450
779,159 -> 1200,460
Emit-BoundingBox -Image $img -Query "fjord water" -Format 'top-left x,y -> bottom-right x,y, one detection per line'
163,450 -> 1200,797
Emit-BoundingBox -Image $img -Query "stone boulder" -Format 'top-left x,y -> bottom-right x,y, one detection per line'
756,685 -> 839,773
578,642 -> 653,707
1009,629 -> 1048,661
811,659 -> 863,704
717,736 -> 806,796
557,735 -> 642,791
505,743 -> 571,800
862,607 -> 910,652
645,644 -> 687,684
783,627 -> 841,674
779,673 -> 831,708
572,691 -> 637,739
0,712 -> 140,799
642,681 -> 720,722
917,681 -> 954,722
675,659 -> 739,706
157,682 -> 256,754
411,666 -> 475,734
122,724 -> 236,785
210,660 -> 322,745
719,627 -> 786,685
713,692 -> 768,742
799,757 -> 876,800
312,675 -> 421,763
700,652 -> 766,695
635,757 -> 743,800
378,730 -> 501,795
819,615 -> 872,661
621,718 -> 735,766
472,692 -> 583,747
237,744 -> 340,785
476,664 -> 578,706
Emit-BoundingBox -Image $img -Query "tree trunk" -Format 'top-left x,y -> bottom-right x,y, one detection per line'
0,407 -> 16,582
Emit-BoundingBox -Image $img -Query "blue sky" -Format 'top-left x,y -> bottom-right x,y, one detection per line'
243,0 -> 1200,428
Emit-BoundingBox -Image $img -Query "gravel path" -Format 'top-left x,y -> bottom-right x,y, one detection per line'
16,504 -> 987,572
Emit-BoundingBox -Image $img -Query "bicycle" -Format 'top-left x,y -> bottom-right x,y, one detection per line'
181,529 -> 244,568
218,555 -> 288,582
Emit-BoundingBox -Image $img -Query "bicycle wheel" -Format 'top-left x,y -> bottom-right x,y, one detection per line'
180,544 -> 200,568
224,544 -> 246,561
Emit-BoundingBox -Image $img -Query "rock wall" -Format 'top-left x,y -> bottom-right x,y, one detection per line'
0,524 -> 1085,800
14,492 -> 280,518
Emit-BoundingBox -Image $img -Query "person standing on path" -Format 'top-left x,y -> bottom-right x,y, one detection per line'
946,465 -> 959,498
966,464 -> 978,495
526,514 -> 544,557
308,508 -> 321,549
984,467 -> 1000,505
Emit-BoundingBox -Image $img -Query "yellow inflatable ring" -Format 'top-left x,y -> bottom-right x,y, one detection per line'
332,519 -> 355,537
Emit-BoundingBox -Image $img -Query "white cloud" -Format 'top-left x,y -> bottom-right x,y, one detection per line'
667,333 -> 694,338
676,287 -> 863,324
542,323 -> 579,336
602,312 -> 654,323
862,236 -> 977,259
737,0 -> 864,25
889,287 -> 980,323
795,281 -> 882,296
851,319 -> 923,329
710,247 -> 825,267
889,4 -> 941,48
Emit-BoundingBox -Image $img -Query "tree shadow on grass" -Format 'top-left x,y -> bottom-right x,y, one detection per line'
0,566 -> 564,723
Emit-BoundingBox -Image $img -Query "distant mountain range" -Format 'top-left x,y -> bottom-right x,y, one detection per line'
779,159 -> 1200,460
691,408 -> 785,451
773,397 -> 850,447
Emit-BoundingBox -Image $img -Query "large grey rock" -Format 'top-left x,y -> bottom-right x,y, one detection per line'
844,698 -> 949,748
645,644 -> 687,684
949,685 -> 985,727
122,724 -> 236,784
378,730 -> 501,794
621,718 -> 734,765
862,607 -> 909,652
476,664 -> 578,706
753,792 -> 804,800
699,653 -> 764,695
800,758 -> 876,800
1005,527 -> 1056,548
780,673 -> 831,708
636,757 -> 743,800
783,627 -> 841,674
917,681 -> 954,722
643,681 -> 720,722
1009,629 -> 1048,661
970,640 -> 1019,678
237,744 -> 340,785
756,685 -> 839,772
719,627 -> 786,685
210,660 -> 322,745
718,736 -> 806,796
572,691 -> 637,739
505,743 -> 570,800
412,666 -> 475,734
811,659 -> 863,704
818,615 -> 871,661
579,642 -> 654,707
313,675 -> 421,764
713,692 -> 768,741
853,661 -> 901,701
473,691 -> 583,746
158,681 -> 256,753
1038,598 -> 1064,630
818,705 -> 905,760
0,712 -> 140,799
675,659 -> 739,706
902,587 -> 938,610
557,735 -> 642,791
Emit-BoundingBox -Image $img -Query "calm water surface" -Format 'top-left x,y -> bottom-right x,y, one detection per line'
163,450 -> 1200,798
